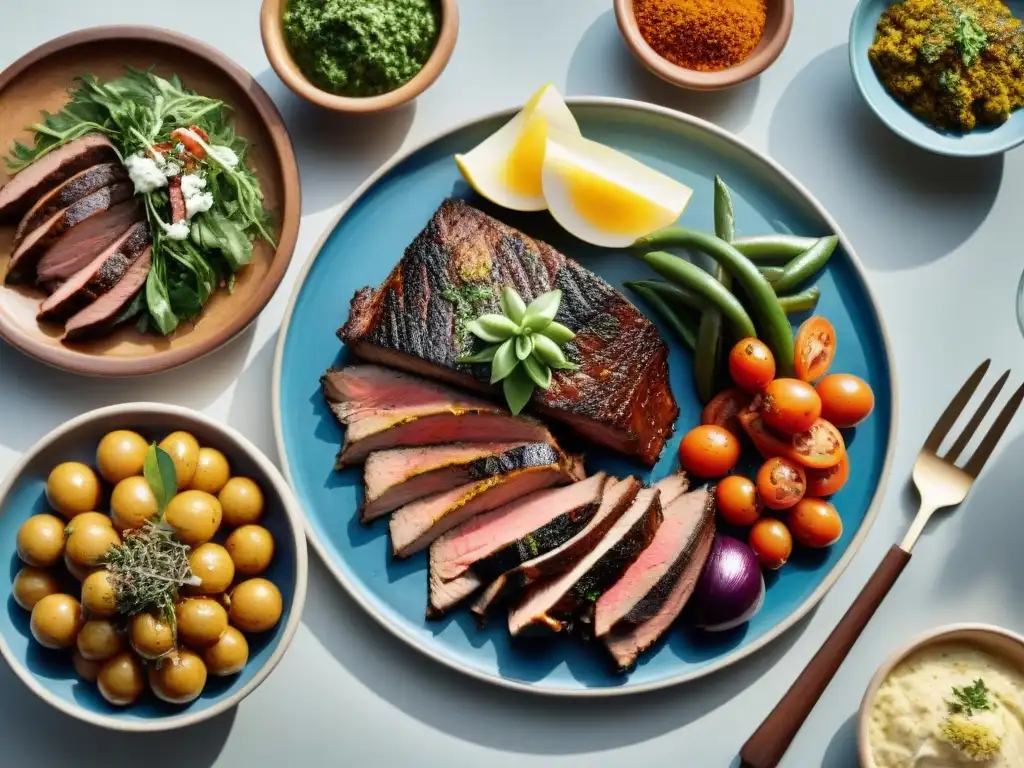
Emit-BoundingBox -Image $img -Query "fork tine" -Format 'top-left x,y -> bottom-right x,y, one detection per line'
923,359 -> 992,453
944,370 -> 1009,463
963,379 -> 1024,478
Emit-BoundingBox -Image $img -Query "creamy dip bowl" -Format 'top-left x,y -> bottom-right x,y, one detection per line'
859,624 -> 1024,768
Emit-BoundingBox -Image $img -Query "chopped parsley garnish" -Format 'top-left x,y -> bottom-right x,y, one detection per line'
948,678 -> 991,716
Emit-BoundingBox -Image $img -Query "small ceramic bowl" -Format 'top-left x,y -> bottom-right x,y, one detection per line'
614,0 -> 793,91
857,623 -> 1024,767
0,403 -> 308,731
260,0 -> 459,113
850,0 -> 1024,157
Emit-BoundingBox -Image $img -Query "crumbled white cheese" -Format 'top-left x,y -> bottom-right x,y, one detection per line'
159,220 -> 191,241
163,162 -> 182,178
151,151 -> 166,166
179,173 -> 214,219
180,173 -> 207,199
124,153 -> 168,194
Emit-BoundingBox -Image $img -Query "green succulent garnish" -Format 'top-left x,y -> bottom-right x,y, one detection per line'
457,287 -> 578,414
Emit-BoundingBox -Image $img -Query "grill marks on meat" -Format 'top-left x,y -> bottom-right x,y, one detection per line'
339,199 -> 679,466
593,488 -> 713,638
14,162 -> 127,246
62,247 -> 152,341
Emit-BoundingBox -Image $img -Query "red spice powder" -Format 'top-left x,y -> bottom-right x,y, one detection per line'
634,0 -> 768,72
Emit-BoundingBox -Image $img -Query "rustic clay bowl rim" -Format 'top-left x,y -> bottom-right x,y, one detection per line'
260,0 -> 459,114
0,25 -> 301,377
613,0 -> 794,91
856,622 -> 1024,767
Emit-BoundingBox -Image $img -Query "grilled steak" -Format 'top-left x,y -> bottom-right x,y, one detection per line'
38,221 -> 150,322
322,365 -> 553,466
594,488 -> 712,638
0,134 -> 119,219
603,510 -> 716,671
471,476 -> 641,622
389,444 -> 583,557
62,247 -> 151,341
339,199 -> 679,466
427,572 -> 482,620
14,162 -> 127,245
508,484 -> 663,636
362,442 -> 529,522
6,183 -> 134,283
652,473 -> 690,507
35,198 -> 142,284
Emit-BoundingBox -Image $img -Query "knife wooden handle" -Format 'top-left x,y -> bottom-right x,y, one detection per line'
739,544 -> 912,768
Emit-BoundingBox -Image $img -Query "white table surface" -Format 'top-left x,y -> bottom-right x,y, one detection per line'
2,1 -> 1023,765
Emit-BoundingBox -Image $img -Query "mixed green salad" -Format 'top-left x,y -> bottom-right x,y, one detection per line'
6,68 -> 274,334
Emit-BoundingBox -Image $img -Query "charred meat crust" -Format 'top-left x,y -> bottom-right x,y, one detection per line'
14,162 -> 128,245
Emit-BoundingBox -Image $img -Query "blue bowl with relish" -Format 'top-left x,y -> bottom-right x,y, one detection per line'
850,0 -> 1024,156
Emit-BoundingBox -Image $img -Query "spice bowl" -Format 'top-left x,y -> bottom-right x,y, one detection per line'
614,0 -> 794,91
0,403 -> 308,732
857,623 -> 1024,767
260,0 -> 459,113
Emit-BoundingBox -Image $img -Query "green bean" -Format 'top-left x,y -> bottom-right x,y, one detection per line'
731,234 -> 819,262
778,286 -> 821,314
624,280 -> 704,311
639,252 -> 757,339
772,236 -> 839,293
759,266 -> 785,283
627,284 -> 698,352
694,176 -> 735,403
713,176 -> 735,244
636,228 -> 795,375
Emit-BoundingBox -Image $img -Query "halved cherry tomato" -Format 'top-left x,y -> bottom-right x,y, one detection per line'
816,374 -> 875,428
749,518 -> 793,570
728,338 -> 776,392
756,457 -> 807,510
794,317 -> 836,382
805,453 -> 850,496
170,126 -> 208,159
715,475 -> 761,527
791,418 -> 846,469
702,388 -> 753,438
788,498 -> 843,548
761,378 -> 822,435
678,425 -> 741,477
738,411 -> 793,461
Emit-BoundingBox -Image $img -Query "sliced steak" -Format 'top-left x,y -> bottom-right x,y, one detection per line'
62,247 -> 151,342
594,488 -> 712,638
6,183 -> 134,283
35,196 -> 141,284
430,473 -> 607,583
471,477 -> 642,622
652,473 -> 690,507
389,445 -> 583,557
339,198 -> 679,466
0,134 -> 119,219
362,442 -> 529,522
322,366 -> 553,466
426,572 -> 481,620
38,221 -> 150,322
603,511 -> 716,671
14,162 -> 127,245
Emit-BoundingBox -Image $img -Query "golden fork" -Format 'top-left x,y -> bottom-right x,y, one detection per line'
740,359 -> 1024,768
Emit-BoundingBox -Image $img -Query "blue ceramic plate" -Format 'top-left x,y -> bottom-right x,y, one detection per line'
850,0 -> 1024,157
273,98 -> 897,695
0,403 -> 307,730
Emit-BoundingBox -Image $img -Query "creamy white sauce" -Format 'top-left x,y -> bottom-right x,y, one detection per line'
868,644 -> 1024,768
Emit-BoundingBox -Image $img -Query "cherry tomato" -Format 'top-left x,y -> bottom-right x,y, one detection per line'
715,475 -> 762,527
816,374 -> 875,428
761,378 -> 822,435
170,126 -> 209,159
788,498 -> 843,548
756,457 -> 807,510
738,411 -> 794,461
805,453 -> 850,496
728,338 -> 776,392
791,418 -> 846,469
749,518 -> 793,570
701,388 -> 753,438
794,317 -> 836,382
678,425 -> 741,477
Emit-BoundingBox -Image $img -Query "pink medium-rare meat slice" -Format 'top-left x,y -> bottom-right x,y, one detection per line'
603,512 -> 716,671
429,473 -> 607,582
322,366 -> 553,466
362,442 -> 529,522
470,476 -> 642,622
593,487 -> 712,638
652,473 -> 690,507
62,247 -> 151,342
14,162 -> 127,245
427,571 -> 482,619
508,486 -> 664,636
338,198 -> 679,467
38,221 -> 150,322
6,183 -> 135,283
35,198 -> 142,283
389,445 -> 584,557
0,134 -> 119,219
